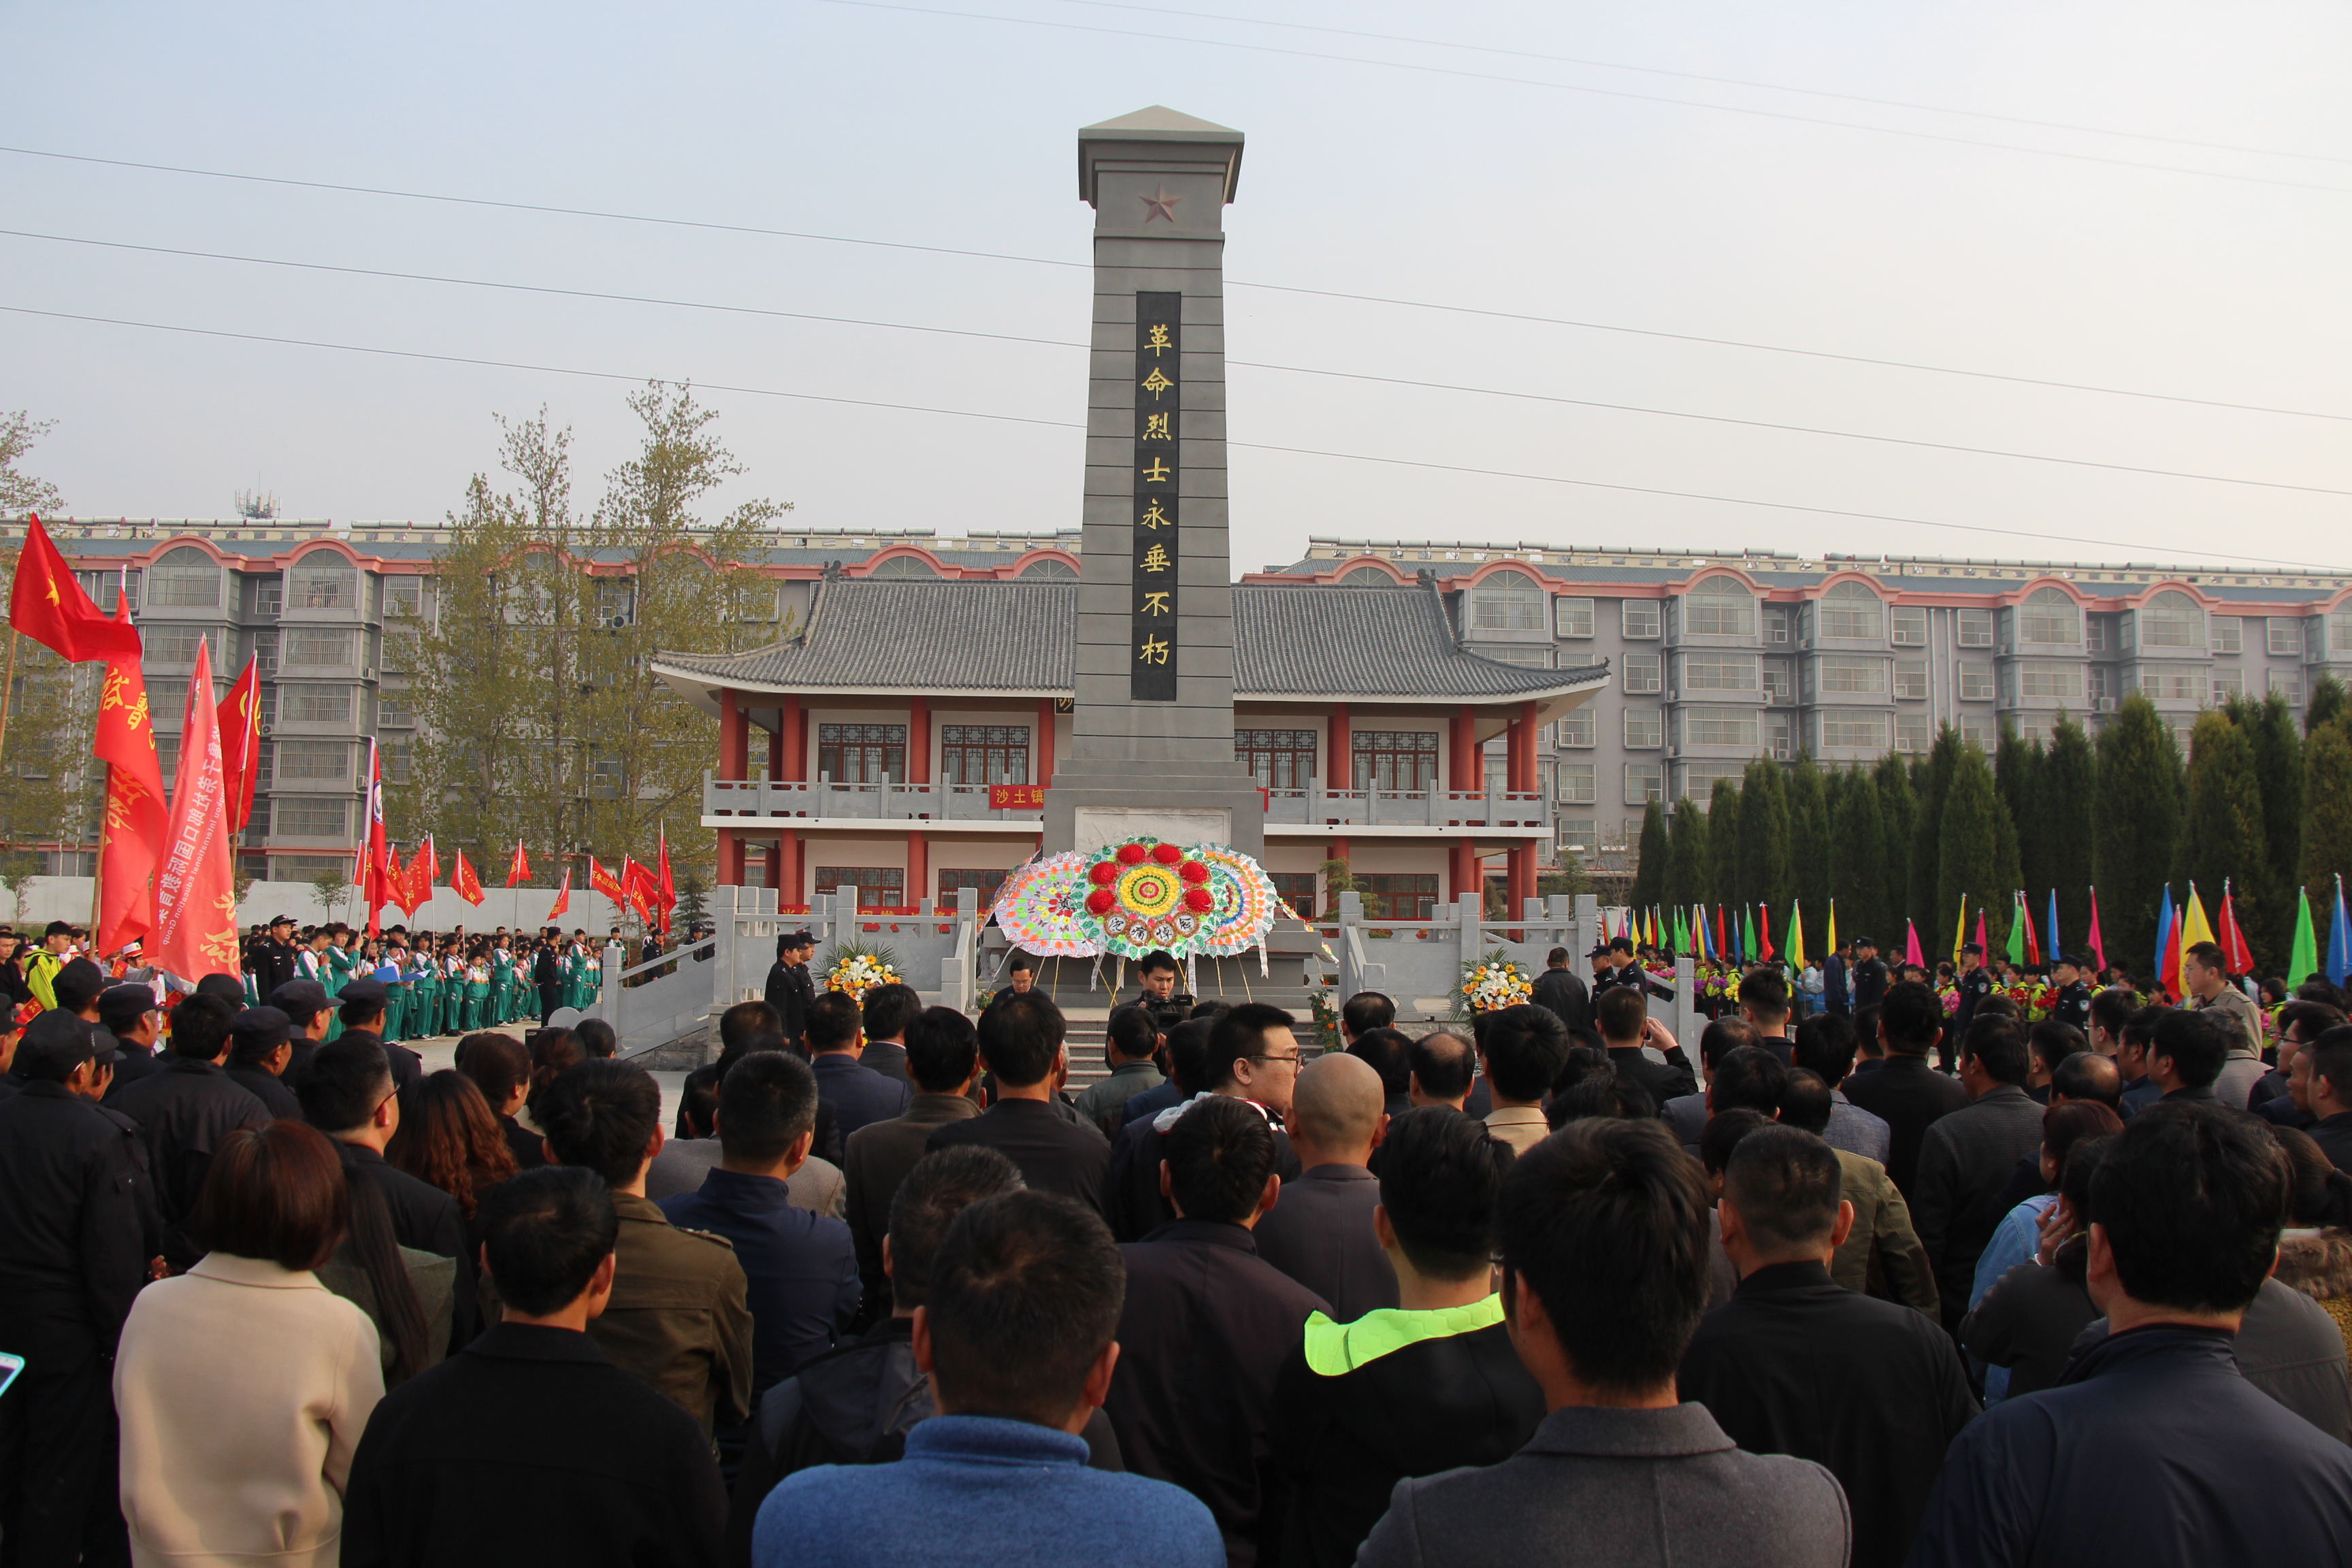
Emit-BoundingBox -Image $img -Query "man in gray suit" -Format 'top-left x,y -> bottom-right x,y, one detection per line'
1356,1117 -> 1850,1568
1249,1053 -> 1398,1321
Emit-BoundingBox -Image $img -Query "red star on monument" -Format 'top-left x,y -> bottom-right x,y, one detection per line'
1139,186 -> 1181,223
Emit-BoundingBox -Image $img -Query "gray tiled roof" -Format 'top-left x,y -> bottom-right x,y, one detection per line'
651,578 -> 1606,700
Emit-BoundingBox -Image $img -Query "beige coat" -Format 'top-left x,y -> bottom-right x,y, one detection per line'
114,1254 -> 383,1568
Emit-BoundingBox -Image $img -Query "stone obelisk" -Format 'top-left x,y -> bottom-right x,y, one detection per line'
1043,107 -> 1265,859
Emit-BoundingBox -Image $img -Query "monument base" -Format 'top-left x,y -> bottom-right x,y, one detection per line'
1045,770 -> 1267,860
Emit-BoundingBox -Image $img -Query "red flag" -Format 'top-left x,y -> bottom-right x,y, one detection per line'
1757,903 -> 1776,962
1973,908 -> 1989,957
621,855 -> 659,924
451,850 -> 486,906
414,834 -> 440,902
656,826 -> 676,934
2219,881 -> 2254,974
588,855 -> 627,906
361,740 -> 392,936
384,843 -> 411,917
93,617 -> 167,955
7,515 -> 142,664
150,640 -> 238,980
2162,900 -> 2187,998
2021,893 -> 2043,965
2087,887 -> 2107,973
215,657 -> 263,834
546,869 -> 572,921
506,840 -> 532,887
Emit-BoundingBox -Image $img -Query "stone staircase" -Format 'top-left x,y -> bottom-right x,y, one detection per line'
1003,951 -> 1328,1095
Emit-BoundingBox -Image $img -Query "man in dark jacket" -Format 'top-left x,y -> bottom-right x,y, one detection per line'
106,992 -> 268,1265
299,1032 -> 478,1348
1848,935 -> 1889,1011
763,932 -> 817,1050
806,992 -> 911,1145
854,983 -> 919,1087
1911,1016 -> 2046,1332
1531,947 -> 1590,1035
1105,1097 -> 1328,1564
1104,1004 -> 1304,1242
927,991 -> 1108,1210
224,1006 -> 304,1120
95,982 -> 165,1096
2304,1026 -> 2352,1170
1840,981 -> 1967,1194
533,926 -> 564,1026
247,913 -> 300,1002
1267,1108 -> 1541,1568
0,1014 -> 152,1568
1678,1126 -> 1978,1568
1248,1053 -> 1397,1322
1910,1102 -> 2352,1567
340,1166 -> 727,1568
726,1145 -> 1123,1568
1596,985 -> 1698,1107
1823,941 -> 1850,1015
842,1006 -> 982,1318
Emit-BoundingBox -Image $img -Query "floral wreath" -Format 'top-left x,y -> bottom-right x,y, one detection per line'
824,945 -> 903,1002
1082,838 -> 1217,958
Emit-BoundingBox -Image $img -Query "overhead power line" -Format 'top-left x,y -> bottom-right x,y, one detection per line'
0,149 -> 2340,424
809,0 -> 2352,196
5,226 -> 2344,493
1,301 -> 2336,571
1054,0 -> 2352,167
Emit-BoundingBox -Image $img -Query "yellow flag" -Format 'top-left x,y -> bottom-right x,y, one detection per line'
2183,883 -> 2217,951
1952,893 -> 1968,964
1826,899 -> 1838,957
1788,901 -> 1806,971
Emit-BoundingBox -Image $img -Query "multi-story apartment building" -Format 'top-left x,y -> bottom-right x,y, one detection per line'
15,517 -> 1081,881
1249,539 -> 2352,876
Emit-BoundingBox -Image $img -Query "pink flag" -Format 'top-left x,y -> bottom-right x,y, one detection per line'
1903,919 -> 1925,969
150,641 -> 239,981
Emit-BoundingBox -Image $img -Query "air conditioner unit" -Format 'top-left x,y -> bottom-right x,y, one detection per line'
1769,743 -> 1793,761
258,722 -> 275,736
2095,698 -> 2118,713
361,667 -> 376,681
598,613 -> 632,631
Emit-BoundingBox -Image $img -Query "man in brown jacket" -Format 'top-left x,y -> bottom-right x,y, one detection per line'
1781,1071 -> 1938,1316
484,1059 -> 753,1439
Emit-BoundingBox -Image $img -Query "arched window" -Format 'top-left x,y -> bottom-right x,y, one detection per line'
1017,557 -> 1077,579
2140,589 -> 2204,649
1470,569 -> 1546,633
1817,581 -> 1885,640
1684,575 -> 1756,637
1340,566 -> 1398,587
2020,586 -> 2080,646
870,555 -> 939,578
287,552 -> 357,610
146,546 -> 221,608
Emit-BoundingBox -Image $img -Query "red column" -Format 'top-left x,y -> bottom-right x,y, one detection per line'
782,695 -> 806,781
779,832 -> 802,908
1036,700 -> 1056,787
717,828 -> 744,886
908,696 -> 931,785
1518,701 -> 1541,791
719,688 -> 747,781
1506,842 -> 1532,928
906,831 -> 928,911
1448,706 -> 1475,797
1328,702 -> 1352,792
766,715 -> 785,781
1449,840 -> 1478,903
761,840 -> 782,889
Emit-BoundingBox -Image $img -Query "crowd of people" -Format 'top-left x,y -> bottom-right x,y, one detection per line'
5,919 -> 2352,1567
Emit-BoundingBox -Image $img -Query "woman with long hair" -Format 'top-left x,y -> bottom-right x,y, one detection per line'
523,1025 -> 585,1129
114,1122 -> 383,1567
455,1030 -> 545,1171
389,1069 -> 519,1236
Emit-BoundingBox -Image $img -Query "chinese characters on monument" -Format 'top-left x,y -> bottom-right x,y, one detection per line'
1132,293 -> 1179,701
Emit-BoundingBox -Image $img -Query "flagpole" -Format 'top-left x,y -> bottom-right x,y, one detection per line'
88,762 -> 110,938
0,626 -> 18,768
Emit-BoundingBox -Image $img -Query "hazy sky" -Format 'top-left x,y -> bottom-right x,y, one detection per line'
4,1 -> 2347,574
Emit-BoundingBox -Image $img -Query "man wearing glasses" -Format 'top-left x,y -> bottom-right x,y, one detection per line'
1103,1002 -> 1307,1241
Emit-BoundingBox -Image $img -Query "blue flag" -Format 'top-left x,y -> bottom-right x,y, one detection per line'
2046,888 -> 2061,966
2331,877 -> 2351,990
2154,885 -> 2176,988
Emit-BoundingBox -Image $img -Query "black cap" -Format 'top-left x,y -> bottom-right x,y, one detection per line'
270,979 -> 329,1015
339,977 -> 389,1006
1853,934 -> 1876,949
268,914 -> 297,929
1962,942 -> 1984,957
1588,943 -> 1612,959
231,1007 -> 293,1053
195,973 -> 248,1006
24,1008 -> 100,1055
99,983 -> 159,1011
1608,936 -> 1635,954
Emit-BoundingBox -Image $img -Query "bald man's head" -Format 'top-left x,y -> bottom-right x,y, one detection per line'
1289,1051 -> 1386,1160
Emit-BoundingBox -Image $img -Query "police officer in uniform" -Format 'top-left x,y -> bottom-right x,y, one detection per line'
1592,936 -> 1649,998
248,915 -> 301,1003
1954,943 -> 1995,1039
2049,956 -> 2093,1034
1850,935 -> 1890,1011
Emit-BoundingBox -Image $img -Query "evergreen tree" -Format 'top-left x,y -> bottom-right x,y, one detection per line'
2093,693 -> 2186,964
2240,694 -> 2305,968
2302,720 -> 2352,899
1830,764 -> 1886,943
1938,745 -> 2006,951
1787,755 -> 1831,924
1665,800 -> 1710,912
2309,673 -> 2349,736
1737,758 -> 1794,913
2040,717 -> 2097,955
1629,800 -> 1669,912
1874,755 -> 1916,949
2177,710 -> 2269,966
1705,777 -> 1742,911
1909,728 -> 1961,941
